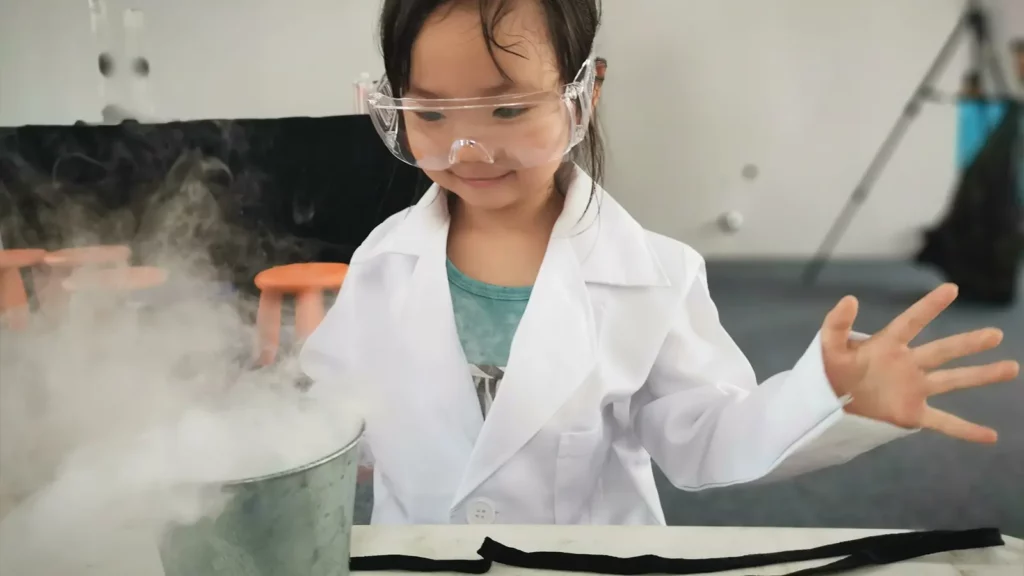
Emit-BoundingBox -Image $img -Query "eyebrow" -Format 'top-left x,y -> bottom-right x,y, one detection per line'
406,79 -> 518,99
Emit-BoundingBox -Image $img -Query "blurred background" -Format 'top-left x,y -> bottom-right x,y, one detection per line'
1,0 -> 1021,535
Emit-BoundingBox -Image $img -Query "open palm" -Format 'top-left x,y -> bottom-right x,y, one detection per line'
821,283 -> 1019,443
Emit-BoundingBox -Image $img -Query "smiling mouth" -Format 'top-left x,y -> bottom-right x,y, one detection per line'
450,171 -> 513,185
451,171 -> 511,181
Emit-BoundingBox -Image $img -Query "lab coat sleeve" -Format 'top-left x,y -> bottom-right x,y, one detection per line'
299,279 -> 357,399
631,254 -> 913,491
299,269 -> 374,468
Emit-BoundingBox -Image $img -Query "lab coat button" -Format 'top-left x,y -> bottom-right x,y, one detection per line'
465,498 -> 496,524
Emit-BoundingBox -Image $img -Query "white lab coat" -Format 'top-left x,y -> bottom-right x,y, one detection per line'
301,166 -> 910,525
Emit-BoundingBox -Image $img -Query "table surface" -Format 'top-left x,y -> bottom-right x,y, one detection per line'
97,525 -> 1024,575
352,525 -> 1024,575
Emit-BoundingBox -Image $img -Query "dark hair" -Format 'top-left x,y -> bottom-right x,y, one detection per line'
378,0 -> 604,199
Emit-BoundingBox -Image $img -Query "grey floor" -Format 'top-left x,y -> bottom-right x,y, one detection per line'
354,261 -> 1023,535
663,260 -> 1024,537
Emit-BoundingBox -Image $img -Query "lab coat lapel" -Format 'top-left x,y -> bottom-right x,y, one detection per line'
451,171 -> 608,508
453,234 -> 598,507
403,216 -> 484,451
369,190 -> 483,503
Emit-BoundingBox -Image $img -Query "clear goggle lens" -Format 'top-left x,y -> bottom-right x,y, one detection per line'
367,58 -> 595,171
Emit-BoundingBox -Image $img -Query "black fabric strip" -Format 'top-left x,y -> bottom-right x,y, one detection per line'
778,529 -> 1006,576
476,528 -> 1004,575
350,555 -> 491,574
350,527 -> 1004,575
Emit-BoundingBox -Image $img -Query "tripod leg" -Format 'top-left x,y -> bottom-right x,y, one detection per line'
802,15 -> 967,285
965,2 -> 1011,97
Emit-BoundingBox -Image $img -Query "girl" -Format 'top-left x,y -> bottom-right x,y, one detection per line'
302,0 -> 1019,525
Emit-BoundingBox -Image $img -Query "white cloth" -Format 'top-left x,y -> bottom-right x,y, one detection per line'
301,167 -> 911,525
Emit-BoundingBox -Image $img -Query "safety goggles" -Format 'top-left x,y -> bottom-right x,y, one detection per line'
367,57 -> 597,171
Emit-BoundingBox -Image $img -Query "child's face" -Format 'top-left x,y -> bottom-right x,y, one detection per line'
407,0 -> 567,212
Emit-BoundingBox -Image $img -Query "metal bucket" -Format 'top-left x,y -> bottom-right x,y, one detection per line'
158,426 -> 363,576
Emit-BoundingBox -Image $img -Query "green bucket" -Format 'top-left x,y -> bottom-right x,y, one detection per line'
158,426 -> 363,576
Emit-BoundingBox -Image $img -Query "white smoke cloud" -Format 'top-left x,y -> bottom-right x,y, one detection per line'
0,150 -> 362,575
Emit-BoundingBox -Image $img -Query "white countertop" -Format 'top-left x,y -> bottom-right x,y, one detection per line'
73,525 -> 1024,575
352,525 -> 1024,575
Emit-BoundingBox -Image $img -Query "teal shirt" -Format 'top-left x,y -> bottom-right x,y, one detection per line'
446,259 -> 531,417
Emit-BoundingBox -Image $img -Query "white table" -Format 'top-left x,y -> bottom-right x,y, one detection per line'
352,525 -> 1024,575
59,525 -> 1024,575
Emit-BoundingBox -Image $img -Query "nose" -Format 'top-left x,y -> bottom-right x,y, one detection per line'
448,139 -> 495,165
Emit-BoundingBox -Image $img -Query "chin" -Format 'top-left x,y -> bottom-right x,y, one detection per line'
451,187 -> 523,211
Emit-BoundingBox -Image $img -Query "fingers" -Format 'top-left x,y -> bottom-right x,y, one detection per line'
883,284 -> 958,344
913,328 -> 1004,369
920,407 -> 998,444
821,296 -> 859,354
927,360 -> 1020,395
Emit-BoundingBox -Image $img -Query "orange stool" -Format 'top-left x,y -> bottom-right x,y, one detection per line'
62,266 -> 168,294
40,245 -> 132,312
44,245 -> 132,269
254,263 -> 348,366
0,249 -> 47,330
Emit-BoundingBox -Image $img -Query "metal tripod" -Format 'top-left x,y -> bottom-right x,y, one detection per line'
802,1 -> 1010,285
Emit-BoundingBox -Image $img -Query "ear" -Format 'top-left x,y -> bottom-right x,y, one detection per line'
592,57 -> 607,110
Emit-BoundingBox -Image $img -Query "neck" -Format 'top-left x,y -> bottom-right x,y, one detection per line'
450,190 -> 563,236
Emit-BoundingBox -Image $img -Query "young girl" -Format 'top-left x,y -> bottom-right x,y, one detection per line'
302,0 -> 1018,525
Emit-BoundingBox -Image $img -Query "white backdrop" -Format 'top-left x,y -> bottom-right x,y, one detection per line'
1,0 -> 1021,257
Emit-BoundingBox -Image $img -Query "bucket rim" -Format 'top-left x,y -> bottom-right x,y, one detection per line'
223,420 -> 365,486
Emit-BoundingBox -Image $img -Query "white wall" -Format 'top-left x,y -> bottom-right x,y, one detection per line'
1,0 -> 1021,258
0,0 -> 384,122
597,0 -> 1021,258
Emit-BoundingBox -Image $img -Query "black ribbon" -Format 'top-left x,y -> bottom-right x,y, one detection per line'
350,527 -> 1004,575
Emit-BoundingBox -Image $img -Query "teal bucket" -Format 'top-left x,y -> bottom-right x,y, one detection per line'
158,426 -> 363,576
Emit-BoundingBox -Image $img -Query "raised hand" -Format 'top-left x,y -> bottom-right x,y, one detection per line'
820,283 -> 1019,443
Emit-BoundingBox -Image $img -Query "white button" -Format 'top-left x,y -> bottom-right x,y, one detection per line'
465,498 -> 496,525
